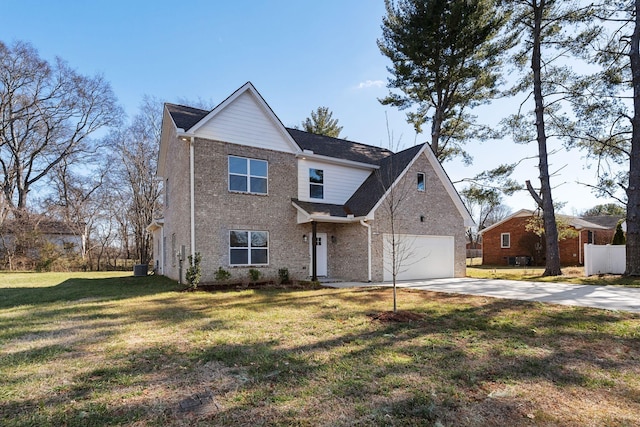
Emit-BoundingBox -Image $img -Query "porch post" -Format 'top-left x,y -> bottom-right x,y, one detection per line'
311,220 -> 317,281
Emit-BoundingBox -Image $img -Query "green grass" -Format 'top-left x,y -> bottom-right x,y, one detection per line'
467,264 -> 640,287
1,272 -> 639,426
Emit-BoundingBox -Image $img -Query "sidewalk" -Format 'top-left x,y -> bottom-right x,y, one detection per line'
325,277 -> 640,313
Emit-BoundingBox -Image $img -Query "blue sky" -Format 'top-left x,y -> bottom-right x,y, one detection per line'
1,0 -> 621,215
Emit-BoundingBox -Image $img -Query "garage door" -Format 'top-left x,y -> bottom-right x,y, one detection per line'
383,234 -> 454,281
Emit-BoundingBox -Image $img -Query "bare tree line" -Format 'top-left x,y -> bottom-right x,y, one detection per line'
0,40 -> 162,271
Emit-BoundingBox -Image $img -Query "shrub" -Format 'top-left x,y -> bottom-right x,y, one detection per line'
214,266 -> 231,282
248,268 -> 262,283
278,267 -> 290,284
185,252 -> 202,289
612,221 -> 626,245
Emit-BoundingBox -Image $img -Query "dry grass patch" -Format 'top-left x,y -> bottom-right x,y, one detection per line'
1,273 -> 639,426
468,265 -> 640,287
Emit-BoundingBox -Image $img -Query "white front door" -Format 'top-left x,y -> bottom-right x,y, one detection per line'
309,232 -> 328,277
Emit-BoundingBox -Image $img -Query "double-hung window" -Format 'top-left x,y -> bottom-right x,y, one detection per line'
309,168 -> 324,199
229,230 -> 269,265
228,156 -> 268,194
501,233 -> 511,248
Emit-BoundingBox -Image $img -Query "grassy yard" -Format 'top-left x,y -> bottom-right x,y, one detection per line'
1,272 -> 639,426
467,263 -> 640,287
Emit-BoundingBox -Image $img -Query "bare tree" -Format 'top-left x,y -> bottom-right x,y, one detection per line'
371,124 -> 424,312
0,40 -> 123,217
108,96 -> 163,265
461,185 -> 511,251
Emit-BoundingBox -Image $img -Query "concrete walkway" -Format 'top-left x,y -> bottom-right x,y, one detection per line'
325,278 -> 640,313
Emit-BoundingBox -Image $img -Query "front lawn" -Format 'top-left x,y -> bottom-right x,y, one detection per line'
1,272 -> 639,426
467,265 -> 640,287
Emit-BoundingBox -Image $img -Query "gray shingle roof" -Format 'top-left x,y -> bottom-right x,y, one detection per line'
578,215 -> 623,229
292,199 -> 349,218
286,128 -> 392,164
345,144 -> 425,217
166,103 -> 208,131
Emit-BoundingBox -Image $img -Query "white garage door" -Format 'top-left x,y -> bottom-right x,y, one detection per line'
383,234 -> 454,281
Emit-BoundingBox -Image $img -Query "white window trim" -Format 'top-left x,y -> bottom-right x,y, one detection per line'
501,233 -> 511,248
228,156 -> 268,195
229,230 -> 269,266
417,172 -> 425,192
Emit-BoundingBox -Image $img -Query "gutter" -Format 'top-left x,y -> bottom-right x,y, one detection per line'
189,136 -> 196,258
360,219 -> 372,282
177,130 -> 197,259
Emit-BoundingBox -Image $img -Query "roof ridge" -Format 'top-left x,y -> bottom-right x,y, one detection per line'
165,102 -> 210,113
286,128 -> 393,154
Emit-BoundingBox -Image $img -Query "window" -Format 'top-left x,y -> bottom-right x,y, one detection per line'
229,230 -> 269,265
309,168 -> 324,199
587,230 -> 594,243
228,156 -> 268,194
417,172 -> 425,191
501,233 -> 511,248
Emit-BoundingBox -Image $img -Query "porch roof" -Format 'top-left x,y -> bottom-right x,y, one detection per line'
292,199 -> 365,223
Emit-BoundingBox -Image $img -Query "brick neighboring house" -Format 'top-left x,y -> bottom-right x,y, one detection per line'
480,209 -> 622,266
149,82 -> 474,283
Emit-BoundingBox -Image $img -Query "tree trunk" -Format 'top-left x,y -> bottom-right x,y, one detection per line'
531,0 -> 562,276
431,108 -> 444,160
626,0 -> 640,275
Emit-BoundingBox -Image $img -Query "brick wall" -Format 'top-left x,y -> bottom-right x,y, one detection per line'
159,117 -> 192,282
193,138 -> 309,283
482,215 -> 616,266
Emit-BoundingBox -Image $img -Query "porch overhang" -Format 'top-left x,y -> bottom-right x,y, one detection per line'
147,218 -> 164,232
292,199 -> 369,224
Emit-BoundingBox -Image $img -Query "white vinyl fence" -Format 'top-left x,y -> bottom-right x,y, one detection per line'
583,244 -> 626,276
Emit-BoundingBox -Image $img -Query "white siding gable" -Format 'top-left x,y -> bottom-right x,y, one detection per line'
298,158 -> 372,205
194,91 -> 296,153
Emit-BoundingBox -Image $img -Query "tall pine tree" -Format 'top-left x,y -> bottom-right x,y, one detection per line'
378,0 -> 513,163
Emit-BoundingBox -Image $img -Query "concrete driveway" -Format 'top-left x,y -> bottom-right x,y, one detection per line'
326,277 -> 640,313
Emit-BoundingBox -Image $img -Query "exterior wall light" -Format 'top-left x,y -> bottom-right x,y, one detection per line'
303,235 -> 308,243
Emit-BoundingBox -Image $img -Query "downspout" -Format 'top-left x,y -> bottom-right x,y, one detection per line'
160,225 -> 164,275
579,230 -> 583,265
360,219 -> 372,282
189,137 -> 196,258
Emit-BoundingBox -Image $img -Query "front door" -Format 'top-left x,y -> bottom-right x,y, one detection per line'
309,232 -> 328,277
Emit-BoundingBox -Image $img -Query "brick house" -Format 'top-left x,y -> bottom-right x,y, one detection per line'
149,82 -> 473,283
480,209 -> 621,266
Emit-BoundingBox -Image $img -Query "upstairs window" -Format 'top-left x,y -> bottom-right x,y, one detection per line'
309,168 -> 324,199
501,233 -> 511,248
417,172 -> 425,191
229,230 -> 269,265
229,156 -> 268,194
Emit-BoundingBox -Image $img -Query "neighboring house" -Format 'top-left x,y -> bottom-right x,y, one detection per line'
0,218 -> 86,257
150,82 -> 473,283
480,209 -> 621,266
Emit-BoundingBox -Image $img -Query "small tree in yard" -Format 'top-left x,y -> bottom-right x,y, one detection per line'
375,145 -> 422,313
613,222 -> 626,245
185,252 -> 201,289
